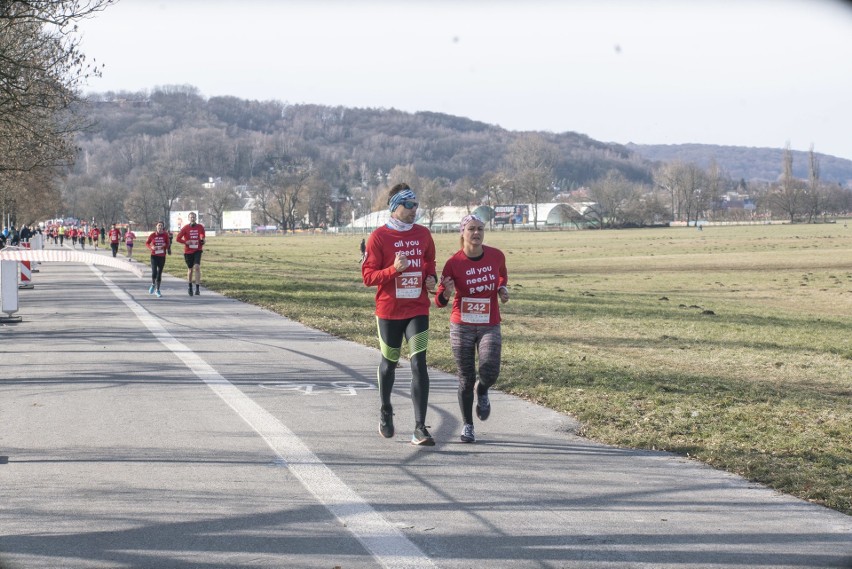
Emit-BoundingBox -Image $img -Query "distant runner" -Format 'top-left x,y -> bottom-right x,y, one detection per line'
175,211 -> 206,296
108,223 -> 122,257
145,221 -> 171,298
125,226 -> 137,261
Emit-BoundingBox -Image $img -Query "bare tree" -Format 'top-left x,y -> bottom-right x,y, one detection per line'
506,134 -> 557,228
1,0 -> 114,175
418,177 -> 450,230
654,161 -> 707,225
587,170 -> 638,228
0,168 -> 63,227
259,158 -> 312,232
124,178 -> 160,230
450,175 -> 478,211
769,144 -> 805,222
804,145 -> 822,223
305,172 -> 331,229
80,179 -> 126,226
140,159 -> 191,227
205,179 -> 241,231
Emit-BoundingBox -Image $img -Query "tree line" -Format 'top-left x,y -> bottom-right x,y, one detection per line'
3,2 -> 850,232
0,0 -> 114,229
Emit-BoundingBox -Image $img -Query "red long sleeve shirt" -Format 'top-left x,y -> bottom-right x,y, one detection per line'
146,231 -> 171,257
435,245 -> 508,325
361,224 -> 436,320
176,223 -> 205,253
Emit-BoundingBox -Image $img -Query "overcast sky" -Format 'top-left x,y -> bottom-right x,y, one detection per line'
77,0 -> 852,160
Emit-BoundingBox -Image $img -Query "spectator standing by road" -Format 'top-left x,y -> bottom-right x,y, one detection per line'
361,183 -> 438,446
145,221 -> 171,298
108,223 -> 121,257
434,214 -> 509,443
175,212 -> 205,296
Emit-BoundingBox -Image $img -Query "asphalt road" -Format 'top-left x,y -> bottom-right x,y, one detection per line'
1,251 -> 850,569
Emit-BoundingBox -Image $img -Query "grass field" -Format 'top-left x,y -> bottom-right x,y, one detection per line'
164,223 -> 852,515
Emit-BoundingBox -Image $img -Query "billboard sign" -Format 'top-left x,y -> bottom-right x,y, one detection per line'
169,210 -> 200,232
493,205 -> 528,225
222,210 -> 252,230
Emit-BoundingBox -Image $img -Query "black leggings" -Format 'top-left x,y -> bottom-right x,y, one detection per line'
376,315 -> 430,425
150,255 -> 166,286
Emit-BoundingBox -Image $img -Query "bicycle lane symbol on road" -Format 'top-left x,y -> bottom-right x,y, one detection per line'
259,381 -> 376,396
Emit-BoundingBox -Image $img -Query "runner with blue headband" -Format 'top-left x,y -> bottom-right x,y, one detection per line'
388,188 -> 417,213
362,183 -> 439,445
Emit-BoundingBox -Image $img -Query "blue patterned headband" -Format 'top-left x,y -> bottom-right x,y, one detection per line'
388,188 -> 417,213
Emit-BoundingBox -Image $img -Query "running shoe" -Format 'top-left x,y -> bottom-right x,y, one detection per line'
476,391 -> 491,421
411,424 -> 435,446
148,284 -> 155,294
155,290 -> 162,298
195,286 -> 200,296
379,406 -> 394,438
188,284 -> 194,296
460,423 -> 475,443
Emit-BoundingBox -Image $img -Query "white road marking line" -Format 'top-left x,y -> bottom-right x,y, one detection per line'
94,266 -> 436,569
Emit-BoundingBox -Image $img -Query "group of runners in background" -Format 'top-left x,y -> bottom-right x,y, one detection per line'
43,217 -> 205,299
362,183 -> 509,446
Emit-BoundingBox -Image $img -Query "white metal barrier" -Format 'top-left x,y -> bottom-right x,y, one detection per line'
1,259 -> 22,322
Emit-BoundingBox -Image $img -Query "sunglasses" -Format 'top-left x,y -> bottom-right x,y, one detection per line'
401,201 -> 419,210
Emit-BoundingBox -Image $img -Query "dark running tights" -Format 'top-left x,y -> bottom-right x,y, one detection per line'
150,255 -> 166,286
450,322 -> 502,424
376,315 -> 430,425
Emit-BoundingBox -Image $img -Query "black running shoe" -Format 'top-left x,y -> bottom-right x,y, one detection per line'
188,284 -> 193,296
460,423 -> 475,443
476,391 -> 491,421
379,406 -> 394,438
411,424 -> 435,446
195,286 -> 200,295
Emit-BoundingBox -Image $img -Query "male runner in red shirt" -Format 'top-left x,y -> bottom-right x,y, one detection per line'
362,183 -> 437,445
108,223 -> 122,257
175,212 -> 206,296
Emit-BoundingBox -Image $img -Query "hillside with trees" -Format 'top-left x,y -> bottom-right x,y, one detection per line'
5,80 -> 852,232
627,143 -> 852,185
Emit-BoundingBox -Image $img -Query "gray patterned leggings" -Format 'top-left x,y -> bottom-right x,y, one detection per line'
450,322 -> 502,424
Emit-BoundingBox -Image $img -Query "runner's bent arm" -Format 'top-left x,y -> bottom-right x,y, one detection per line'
361,234 -> 400,287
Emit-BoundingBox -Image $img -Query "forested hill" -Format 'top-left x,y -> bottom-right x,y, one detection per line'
79,87 -> 851,188
79,88 -> 652,186
626,143 -> 852,185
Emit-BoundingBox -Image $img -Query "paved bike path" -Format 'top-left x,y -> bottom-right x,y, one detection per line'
0,254 -> 850,568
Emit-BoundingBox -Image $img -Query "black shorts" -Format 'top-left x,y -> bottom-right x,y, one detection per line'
183,250 -> 203,268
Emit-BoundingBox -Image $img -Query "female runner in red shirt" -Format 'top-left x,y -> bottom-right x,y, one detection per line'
145,221 -> 171,298
435,214 -> 509,443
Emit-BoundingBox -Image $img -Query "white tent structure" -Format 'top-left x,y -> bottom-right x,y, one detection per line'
347,205 -> 494,232
532,202 -> 594,226
344,202 -> 596,232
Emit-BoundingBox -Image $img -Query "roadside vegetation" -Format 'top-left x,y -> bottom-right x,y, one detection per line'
166,224 -> 852,515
